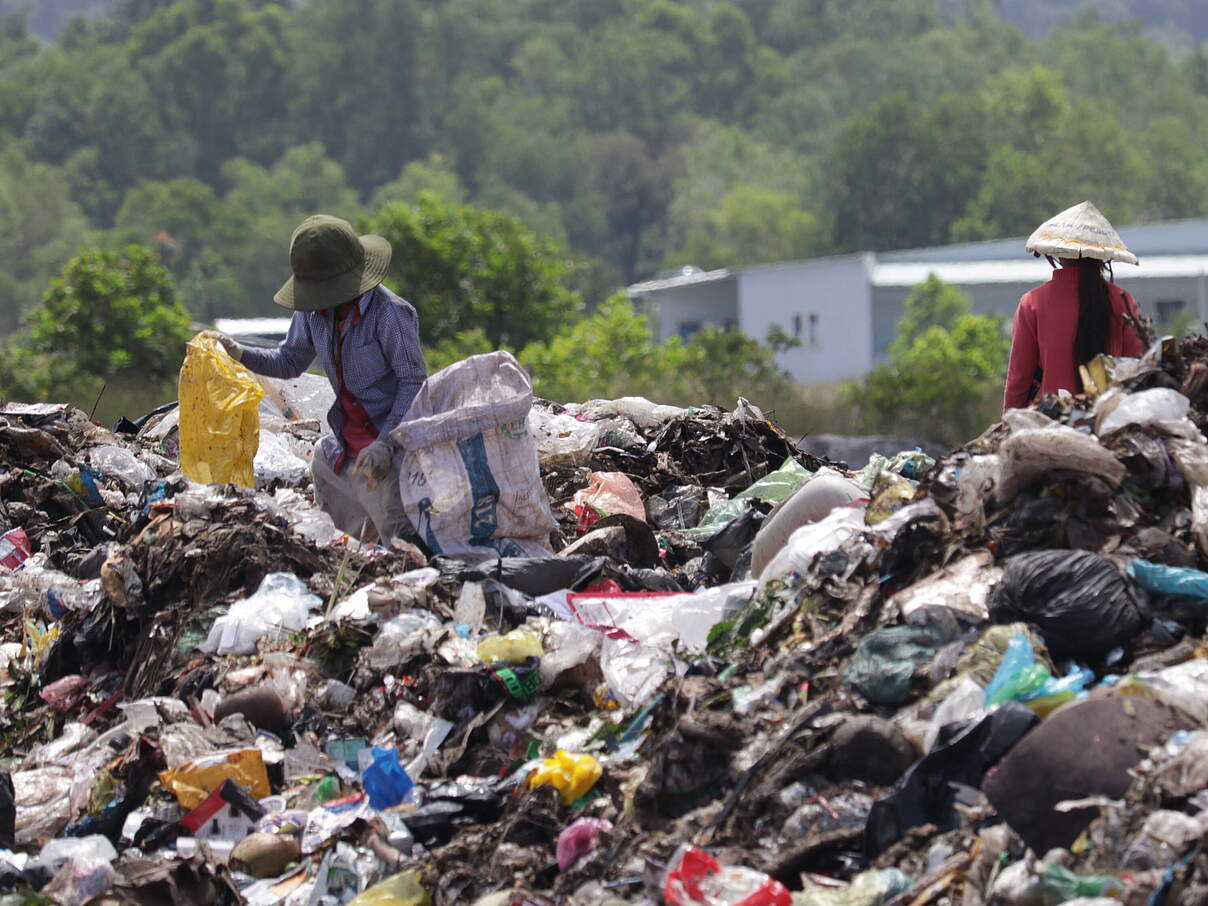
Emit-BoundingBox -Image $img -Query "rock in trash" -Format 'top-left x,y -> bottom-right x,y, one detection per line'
827,715 -> 917,786
982,690 -> 1190,854
213,688 -> 288,733
229,832 -> 301,878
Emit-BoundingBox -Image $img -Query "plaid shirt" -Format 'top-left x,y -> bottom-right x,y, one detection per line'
239,285 -> 428,468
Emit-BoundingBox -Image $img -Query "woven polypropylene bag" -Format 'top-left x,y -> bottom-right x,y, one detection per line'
391,350 -> 556,557
179,333 -> 264,487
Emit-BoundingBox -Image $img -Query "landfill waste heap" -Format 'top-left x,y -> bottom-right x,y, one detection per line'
6,336 -> 1208,906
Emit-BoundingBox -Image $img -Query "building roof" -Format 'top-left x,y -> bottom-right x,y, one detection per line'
880,216 -> 1208,264
627,216 -> 1208,297
873,255 -> 1208,287
628,267 -> 732,294
214,317 -> 294,337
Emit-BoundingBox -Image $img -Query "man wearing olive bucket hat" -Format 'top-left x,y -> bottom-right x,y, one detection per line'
204,215 -> 428,543
1003,201 -> 1145,411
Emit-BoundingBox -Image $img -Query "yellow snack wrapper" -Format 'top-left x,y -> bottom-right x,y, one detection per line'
158,748 -> 271,810
527,750 -> 602,805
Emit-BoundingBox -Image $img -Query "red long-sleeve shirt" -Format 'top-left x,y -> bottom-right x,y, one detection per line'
1003,266 -> 1145,412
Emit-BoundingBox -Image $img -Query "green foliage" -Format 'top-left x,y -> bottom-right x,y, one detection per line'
28,245 -> 191,383
371,153 -> 467,210
424,329 -> 498,374
519,294 -> 684,402
848,275 -> 1009,445
518,293 -> 802,415
4,0 -> 1208,359
669,185 -> 824,270
890,273 -> 972,356
364,192 -> 582,349
0,149 -> 90,331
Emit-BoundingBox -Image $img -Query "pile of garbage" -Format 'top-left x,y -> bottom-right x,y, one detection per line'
8,336 -> 1208,906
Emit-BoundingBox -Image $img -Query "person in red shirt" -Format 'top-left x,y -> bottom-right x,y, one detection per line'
1003,201 -> 1146,411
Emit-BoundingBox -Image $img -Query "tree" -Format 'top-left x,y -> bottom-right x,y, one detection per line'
518,293 -> 800,412
131,0 -> 292,180
826,93 -> 988,251
890,273 -> 971,355
668,185 -> 824,270
950,66 -> 1146,241
0,149 -> 90,331
213,143 -> 359,315
113,177 -> 221,277
848,276 -> 1009,445
28,245 -> 191,383
663,120 -> 817,268
424,328 -> 498,374
371,153 -> 467,209
363,192 -> 582,349
575,131 -> 677,284
518,293 -> 693,403
287,0 -> 425,192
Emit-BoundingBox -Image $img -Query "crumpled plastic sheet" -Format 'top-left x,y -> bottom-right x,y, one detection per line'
567,396 -> 687,430
1096,387 -> 1201,439
13,766 -> 74,846
528,410 -> 601,468
1169,438 -> 1208,558
254,429 -> 309,486
85,444 -> 155,491
257,372 -> 335,423
1136,659 -> 1208,726
199,572 -> 323,656
996,423 -> 1126,503
890,551 -> 1001,622
686,457 -> 813,539
758,506 -> 870,588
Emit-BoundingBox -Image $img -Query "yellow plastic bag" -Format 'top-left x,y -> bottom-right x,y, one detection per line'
346,871 -> 431,906
179,333 -> 264,488
528,750 -> 602,805
158,748 -> 271,810
477,628 -> 544,665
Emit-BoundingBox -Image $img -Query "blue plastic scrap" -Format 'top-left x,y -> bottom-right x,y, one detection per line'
1128,559 -> 1208,601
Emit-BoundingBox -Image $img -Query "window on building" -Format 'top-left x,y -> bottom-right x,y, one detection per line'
678,321 -> 701,340
792,314 -> 803,339
1156,299 -> 1186,324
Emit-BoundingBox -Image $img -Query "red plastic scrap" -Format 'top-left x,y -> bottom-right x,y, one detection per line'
665,846 -> 792,906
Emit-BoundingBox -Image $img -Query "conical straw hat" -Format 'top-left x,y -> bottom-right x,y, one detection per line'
1025,201 -> 1137,265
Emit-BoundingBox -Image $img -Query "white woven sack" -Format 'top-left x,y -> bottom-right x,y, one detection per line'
391,351 -> 556,557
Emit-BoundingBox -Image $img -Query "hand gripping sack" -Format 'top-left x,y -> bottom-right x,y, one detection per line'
391,351 -> 557,557
179,333 -> 264,488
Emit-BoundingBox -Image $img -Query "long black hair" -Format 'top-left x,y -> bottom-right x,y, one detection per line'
1072,257 -> 1112,368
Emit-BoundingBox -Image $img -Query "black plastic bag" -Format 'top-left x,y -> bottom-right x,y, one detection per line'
989,549 -> 1149,659
647,484 -> 707,531
441,555 -> 609,597
702,506 -> 765,572
0,772 -> 13,850
864,703 -> 1038,856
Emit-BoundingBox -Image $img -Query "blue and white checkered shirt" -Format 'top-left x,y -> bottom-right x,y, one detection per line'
239,285 -> 428,468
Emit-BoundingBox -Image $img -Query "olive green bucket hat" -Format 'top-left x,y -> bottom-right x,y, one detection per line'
274,214 -> 392,312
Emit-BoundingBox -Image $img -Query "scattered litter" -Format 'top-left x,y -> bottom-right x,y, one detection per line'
4,336 -> 1208,904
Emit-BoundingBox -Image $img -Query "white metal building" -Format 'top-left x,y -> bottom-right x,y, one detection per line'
628,217 -> 1208,384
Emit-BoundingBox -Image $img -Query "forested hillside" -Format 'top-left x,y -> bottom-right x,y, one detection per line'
3,0 -> 1208,331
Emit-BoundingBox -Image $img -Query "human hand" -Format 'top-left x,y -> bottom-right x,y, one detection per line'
201,330 -> 243,361
352,440 -> 392,490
